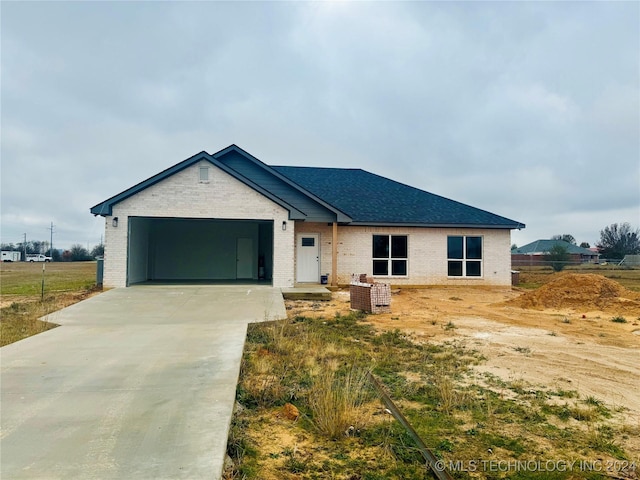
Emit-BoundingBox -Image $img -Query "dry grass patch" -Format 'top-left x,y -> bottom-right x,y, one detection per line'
308,367 -> 371,439
227,310 -> 637,479
1,300 -> 59,346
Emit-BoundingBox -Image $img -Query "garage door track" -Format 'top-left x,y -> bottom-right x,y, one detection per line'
1,285 -> 286,479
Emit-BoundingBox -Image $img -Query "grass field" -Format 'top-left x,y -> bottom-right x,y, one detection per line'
0,261 -> 97,296
0,262 -> 98,346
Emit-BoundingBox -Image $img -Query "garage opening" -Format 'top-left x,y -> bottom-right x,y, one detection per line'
127,217 -> 274,285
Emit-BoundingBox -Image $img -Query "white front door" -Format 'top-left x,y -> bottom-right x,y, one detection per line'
236,238 -> 253,279
296,234 -> 320,283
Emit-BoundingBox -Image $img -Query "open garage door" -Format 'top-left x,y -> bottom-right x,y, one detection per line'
127,217 -> 273,285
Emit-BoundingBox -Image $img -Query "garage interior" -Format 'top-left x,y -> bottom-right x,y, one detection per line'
127,217 -> 274,285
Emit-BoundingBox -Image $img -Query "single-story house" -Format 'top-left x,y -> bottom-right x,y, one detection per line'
511,239 -> 600,266
91,145 -> 525,288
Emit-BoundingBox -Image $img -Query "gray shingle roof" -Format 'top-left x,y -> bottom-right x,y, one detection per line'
273,166 -> 524,228
513,240 -> 598,255
91,144 -> 525,229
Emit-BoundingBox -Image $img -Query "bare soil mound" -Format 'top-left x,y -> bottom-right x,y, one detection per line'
508,273 -> 640,312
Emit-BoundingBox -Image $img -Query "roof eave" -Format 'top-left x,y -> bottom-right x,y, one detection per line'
90,150 -> 211,217
346,221 -> 525,229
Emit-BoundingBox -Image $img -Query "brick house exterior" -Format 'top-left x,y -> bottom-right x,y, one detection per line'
91,145 -> 524,288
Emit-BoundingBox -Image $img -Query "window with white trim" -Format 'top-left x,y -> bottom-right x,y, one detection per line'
447,236 -> 482,277
199,165 -> 210,183
372,235 -> 408,276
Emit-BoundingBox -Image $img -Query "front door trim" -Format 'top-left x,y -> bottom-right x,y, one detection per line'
296,233 -> 320,283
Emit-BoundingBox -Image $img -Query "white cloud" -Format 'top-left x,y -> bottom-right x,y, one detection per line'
506,84 -> 578,120
590,83 -> 640,139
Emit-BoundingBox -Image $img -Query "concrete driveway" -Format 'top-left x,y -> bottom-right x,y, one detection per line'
1,285 -> 286,479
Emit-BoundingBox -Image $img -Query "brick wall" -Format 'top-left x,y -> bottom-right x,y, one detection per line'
103,161 -> 294,288
295,222 -> 513,286
102,161 -> 514,288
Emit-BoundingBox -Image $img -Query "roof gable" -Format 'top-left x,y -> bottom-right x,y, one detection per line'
91,148 -> 312,220
273,166 -> 524,229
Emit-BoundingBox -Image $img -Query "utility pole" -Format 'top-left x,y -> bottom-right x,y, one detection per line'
48,222 -> 55,261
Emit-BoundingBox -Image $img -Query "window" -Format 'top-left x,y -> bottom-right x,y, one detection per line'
372,235 -> 407,276
447,236 -> 482,277
199,166 -> 209,183
301,237 -> 315,247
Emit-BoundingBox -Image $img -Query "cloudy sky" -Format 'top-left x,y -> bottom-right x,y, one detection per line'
2,1 -> 638,251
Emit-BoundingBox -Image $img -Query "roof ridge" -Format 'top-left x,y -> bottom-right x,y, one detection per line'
273,165 -> 363,171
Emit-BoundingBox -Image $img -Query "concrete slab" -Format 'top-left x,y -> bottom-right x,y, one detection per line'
1,285 -> 286,479
281,286 -> 332,301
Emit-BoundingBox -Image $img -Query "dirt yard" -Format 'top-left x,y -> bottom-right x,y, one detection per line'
287,273 -> 640,432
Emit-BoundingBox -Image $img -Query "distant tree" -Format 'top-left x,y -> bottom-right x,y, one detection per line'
545,244 -> 570,272
61,250 -> 73,262
46,248 -> 62,262
579,242 -> 590,249
4,241 -> 60,258
31,240 -> 45,253
16,241 -> 39,254
551,234 -> 576,245
597,223 -> 640,260
511,244 -> 518,251
69,244 -> 92,262
90,244 -> 104,258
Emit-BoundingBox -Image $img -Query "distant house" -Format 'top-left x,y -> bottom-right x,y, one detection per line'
91,145 -> 525,288
512,240 -> 600,267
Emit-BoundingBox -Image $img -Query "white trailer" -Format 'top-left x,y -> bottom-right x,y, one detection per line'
1,251 -> 22,262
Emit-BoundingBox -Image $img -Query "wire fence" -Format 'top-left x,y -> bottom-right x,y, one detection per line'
511,259 -> 639,271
